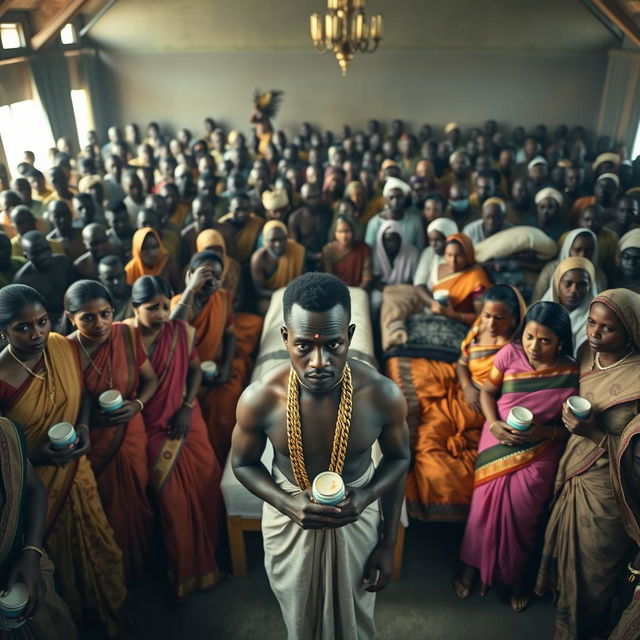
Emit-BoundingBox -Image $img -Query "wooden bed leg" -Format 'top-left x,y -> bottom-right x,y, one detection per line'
227,516 -> 248,578
391,524 -> 406,583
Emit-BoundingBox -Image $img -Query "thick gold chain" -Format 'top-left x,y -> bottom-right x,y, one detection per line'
286,362 -> 353,490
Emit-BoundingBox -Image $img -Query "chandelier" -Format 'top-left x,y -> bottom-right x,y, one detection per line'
309,0 -> 383,76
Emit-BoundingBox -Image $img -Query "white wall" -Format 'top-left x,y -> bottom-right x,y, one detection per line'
98,47 -> 608,137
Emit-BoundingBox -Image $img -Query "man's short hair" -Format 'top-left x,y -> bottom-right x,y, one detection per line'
283,273 -> 351,323
99,254 -> 124,270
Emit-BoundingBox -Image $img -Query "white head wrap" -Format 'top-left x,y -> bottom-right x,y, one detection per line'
527,156 -> 548,171
382,177 -> 411,198
534,187 -> 564,206
427,218 -> 458,239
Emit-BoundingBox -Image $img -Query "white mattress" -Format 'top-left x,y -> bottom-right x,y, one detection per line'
221,287 -> 393,520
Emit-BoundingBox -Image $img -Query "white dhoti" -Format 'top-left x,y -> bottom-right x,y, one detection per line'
262,462 -> 380,640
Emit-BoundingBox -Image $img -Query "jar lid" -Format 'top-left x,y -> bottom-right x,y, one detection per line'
0,584 -> 28,610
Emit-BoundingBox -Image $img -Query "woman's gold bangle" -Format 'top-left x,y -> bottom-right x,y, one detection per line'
597,432 -> 608,449
628,562 -> 640,582
134,398 -> 144,412
183,400 -> 195,409
22,545 -> 44,558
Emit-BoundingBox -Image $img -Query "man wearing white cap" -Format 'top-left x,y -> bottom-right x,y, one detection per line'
364,177 -> 424,252
262,187 -> 290,224
591,152 -> 620,177
532,186 -> 567,240
571,172 -> 619,220
527,156 -> 549,189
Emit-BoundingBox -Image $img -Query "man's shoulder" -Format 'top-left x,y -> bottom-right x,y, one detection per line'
73,251 -> 90,267
238,363 -> 289,420
351,360 -> 403,404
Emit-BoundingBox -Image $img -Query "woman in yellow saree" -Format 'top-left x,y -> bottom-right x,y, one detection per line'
0,284 -> 126,638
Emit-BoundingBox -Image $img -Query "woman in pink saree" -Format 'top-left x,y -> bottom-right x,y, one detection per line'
455,301 -> 579,611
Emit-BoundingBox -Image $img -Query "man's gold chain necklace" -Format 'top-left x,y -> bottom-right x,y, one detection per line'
286,363 -> 353,490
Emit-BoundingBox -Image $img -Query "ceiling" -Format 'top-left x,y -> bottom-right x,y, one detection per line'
1,0 -> 639,54
88,0 -> 620,54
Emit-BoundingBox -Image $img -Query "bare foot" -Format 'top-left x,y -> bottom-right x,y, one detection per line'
510,591 -> 529,612
452,564 -> 477,599
479,583 -> 491,597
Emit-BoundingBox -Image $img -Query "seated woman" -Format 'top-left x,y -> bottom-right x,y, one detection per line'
0,416 -> 76,638
531,228 -> 606,301
371,220 -> 419,315
381,232 -> 491,353
536,289 -> 640,639
400,284 -> 525,522
65,280 -> 158,579
171,252 -> 249,465
125,227 -> 181,293
250,220 -> 306,316
196,228 -> 241,304
456,302 -> 578,612
322,215 -> 372,289
612,228 -> 640,293
0,284 -> 125,637
126,276 -> 223,600
541,256 -> 598,356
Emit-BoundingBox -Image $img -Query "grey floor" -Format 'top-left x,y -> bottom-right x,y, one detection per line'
82,520 -> 555,639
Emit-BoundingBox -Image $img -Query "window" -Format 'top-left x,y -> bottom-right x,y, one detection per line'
70,89 -> 92,148
60,23 -> 77,45
0,100 -> 54,177
0,23 -> 24,50
633,119 -> 640,160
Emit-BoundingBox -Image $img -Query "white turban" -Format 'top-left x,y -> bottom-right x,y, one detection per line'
527,155 -> 548,171
444,122 -> 459,135
592,152 -> 620,171
596,172 -> 620,188
262,188 -> 289,210
619,229 -> 640,253
534,187 -> 564,206
427,217 -> 458,239
383,177 -> 411,198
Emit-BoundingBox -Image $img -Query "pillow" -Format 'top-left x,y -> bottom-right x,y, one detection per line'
475,226 -> 558,262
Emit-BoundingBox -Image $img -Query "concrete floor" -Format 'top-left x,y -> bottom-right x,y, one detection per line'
82,520 -> 555,639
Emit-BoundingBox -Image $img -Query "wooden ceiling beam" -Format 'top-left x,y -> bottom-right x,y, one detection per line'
0,0 -> 22,20
30,0 -> 91,51
591,0 -> 640,47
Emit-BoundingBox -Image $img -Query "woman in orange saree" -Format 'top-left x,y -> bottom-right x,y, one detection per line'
125,227 -> 180,292
0,284 -> 125,637
399,284 -> 526,522
171,251 -> 249,465
65,280 -> 158,580
126,276 -> 223,600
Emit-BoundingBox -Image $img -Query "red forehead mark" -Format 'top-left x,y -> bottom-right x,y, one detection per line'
313,333 -> 321,340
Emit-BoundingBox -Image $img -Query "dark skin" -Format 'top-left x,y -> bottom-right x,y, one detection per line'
0,303 -> 91,468
125,295 -> 202,439
557,269 -> 590,312
456,320 -> 570,610
46,201 -> 85,262
454,300 -> 516,413
15,237 -> 76,317
232,303 -> 409,592
98,260 -> 131,315
0,462 -> 47,621
171,261 -> 235,386
181,199 -> 232,264
251,227 -> 290,315
288,184 -> 332,262
67,298 -> 158,428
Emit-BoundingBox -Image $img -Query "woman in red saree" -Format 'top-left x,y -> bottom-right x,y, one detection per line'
125,275 -> 223,599
65,280 -> 158,579
322,215 -> 373,289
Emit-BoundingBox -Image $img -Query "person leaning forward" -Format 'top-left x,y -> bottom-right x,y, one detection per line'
232,272 -> 409,640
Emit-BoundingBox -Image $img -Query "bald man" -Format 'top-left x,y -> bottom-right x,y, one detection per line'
10,205 -> 63,258
74,223 -> 118,280
46,200 -> 85,261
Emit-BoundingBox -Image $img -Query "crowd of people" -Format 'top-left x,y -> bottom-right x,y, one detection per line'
0,111 -> 639,640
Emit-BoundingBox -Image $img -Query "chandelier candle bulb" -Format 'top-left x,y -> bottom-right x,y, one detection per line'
48,422 -> 77,449
312,472 -> 346,505
310,13 -> 321,40
506,407 -> 533,431
0,583 -> 28,629
99,389 -> 123,413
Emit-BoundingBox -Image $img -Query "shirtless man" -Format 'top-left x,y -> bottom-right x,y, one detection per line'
232,272 -> 409,638
46,200 -> 85,262
14,231 -> 76,325
288,183 -> 333,270
181,196 -> 232,265
74,223 -> 116,280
